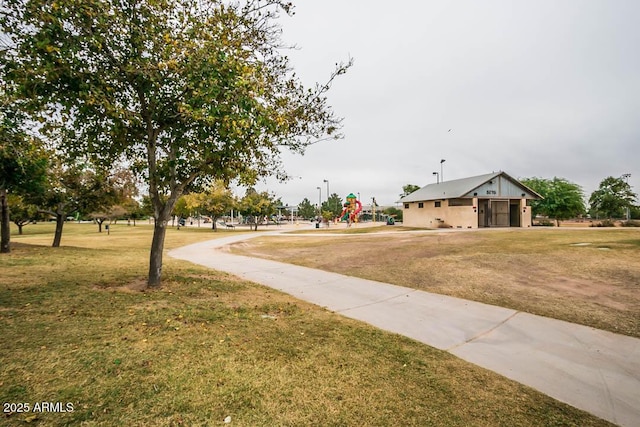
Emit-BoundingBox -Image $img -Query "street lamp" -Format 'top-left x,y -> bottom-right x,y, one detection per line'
622,173 -> 631,220
323,179 -> 330,211
316,186 -> 322,216
440,159 -> 446,182
433,172 -> 439,184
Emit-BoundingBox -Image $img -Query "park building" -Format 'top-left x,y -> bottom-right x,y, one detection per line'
399,171 -> 542,229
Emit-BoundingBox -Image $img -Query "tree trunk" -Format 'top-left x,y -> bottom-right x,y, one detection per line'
147,219 -> 168,287
1,188 -> 10,253
52,213 -> 64,247
17,224 -> 24,235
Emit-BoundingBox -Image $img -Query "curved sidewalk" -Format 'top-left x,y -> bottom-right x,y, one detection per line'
169,231 -> 640,427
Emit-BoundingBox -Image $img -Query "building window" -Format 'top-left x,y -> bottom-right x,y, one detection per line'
418,202 -> 424,208
434,201 -> 441,208
404,203 -> 409,209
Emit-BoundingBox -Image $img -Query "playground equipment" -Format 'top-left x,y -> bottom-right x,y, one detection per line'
339,193 -> 362,226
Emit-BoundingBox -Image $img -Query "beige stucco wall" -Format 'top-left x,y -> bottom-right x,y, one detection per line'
521,198 -> 532,227
403,199 -> 478,229
403,198 -> 533,228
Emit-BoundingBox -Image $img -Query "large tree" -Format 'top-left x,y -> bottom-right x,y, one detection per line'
2,0 -> 350,287
197,181 -> 236,230
239,188 -> 275,231
297,197 -> 316,220
0,97 -> 48,252
89,166 -> 139,231
36,160 -> 117,247
521,177 -> 585,226
322,193 -> 343,217
8,194 -> 39,235
589,176 -> 637,220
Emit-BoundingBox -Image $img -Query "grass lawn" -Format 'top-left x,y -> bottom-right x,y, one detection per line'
1,223 -> 613,426
233,227 -> 640,338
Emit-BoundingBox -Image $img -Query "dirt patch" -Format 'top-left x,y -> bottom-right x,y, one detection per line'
540,276 -> 628,311
92,278 -> 150,293
121,278 -> 150,292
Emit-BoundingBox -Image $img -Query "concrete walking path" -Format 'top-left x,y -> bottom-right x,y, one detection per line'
169,231 -> 640,427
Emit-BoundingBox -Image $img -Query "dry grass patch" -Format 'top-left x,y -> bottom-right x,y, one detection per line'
232,228 -> 640,337
287,224 -> 423,234
0,224 -> 613,425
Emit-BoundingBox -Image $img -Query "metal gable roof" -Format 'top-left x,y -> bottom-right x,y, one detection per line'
399,171 -> 542,203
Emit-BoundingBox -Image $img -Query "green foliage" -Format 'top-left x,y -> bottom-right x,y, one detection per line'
2,0 -> 350,205
321,209 -> 334,223
589,176 -> 637,219
34,160 -> 119,245
521,177 -> 586,225
88,167 -> 141,228
590,219 -> 617,228
198,182 -> 236,228
177,181 -> 236,229
1,0 -> 350,283
140,196 -> 155,218
238,188 -> 276,230
38,161 -> 118,217
297,197 -> 316,219
322,193 -> 343,217
173,196 -> 191,220
0,99 -> 48,251
0,111 -> 48,197
7,194 -> 38,234
384,206 -> 403,222
400,184 -> 421,198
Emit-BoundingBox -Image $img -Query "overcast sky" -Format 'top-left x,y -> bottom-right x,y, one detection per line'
250,0 -> 640,207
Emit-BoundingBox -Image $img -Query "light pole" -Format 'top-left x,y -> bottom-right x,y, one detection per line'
316,186 -> 321,216
622,173 -> 631,220
323,179 -> 330,212
433,171 -> 439,184
440,159 -> 446,182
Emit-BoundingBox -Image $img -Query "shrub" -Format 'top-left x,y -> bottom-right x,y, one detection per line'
621,220 -> 640,227
590,219 -> 617,227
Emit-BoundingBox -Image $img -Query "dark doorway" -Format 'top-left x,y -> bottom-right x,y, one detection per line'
478,199 -> 489,227
509,200 -> 521,227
